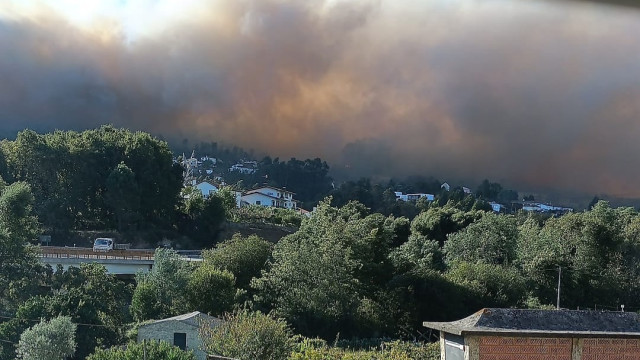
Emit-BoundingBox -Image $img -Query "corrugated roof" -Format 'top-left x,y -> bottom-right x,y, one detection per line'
423,308 -> 640,337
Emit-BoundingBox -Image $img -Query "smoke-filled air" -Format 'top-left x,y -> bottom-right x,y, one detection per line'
0,0 -> 639,196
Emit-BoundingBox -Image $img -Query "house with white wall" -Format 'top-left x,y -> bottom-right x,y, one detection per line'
195,182 -> 218,198
137,311 -> 221,360
489,201 -> 503,213
240,186 -> 297,209
229,160 -> 257,174
395,192 -> 434,202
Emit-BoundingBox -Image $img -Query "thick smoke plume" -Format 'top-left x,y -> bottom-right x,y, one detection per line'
1,0 -> 640,196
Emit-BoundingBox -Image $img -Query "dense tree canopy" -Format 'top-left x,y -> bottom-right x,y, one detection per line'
0,127 -> 182,232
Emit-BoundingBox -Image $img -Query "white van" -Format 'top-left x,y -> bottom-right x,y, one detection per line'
93,238 -> 114,252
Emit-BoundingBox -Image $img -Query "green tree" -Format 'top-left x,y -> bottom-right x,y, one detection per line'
199,310 -> 293,360
186,263 -> 236,316
444,212 -> 518,265
446,261 -> 527,308
131,249 -> 193,321
252,199 -> 397,338
180,191 -> 227,247
203,234 -> 273,289
0,182 -> 43,309
105,162 -> 140,231
16,316 -> 76,360
14,264 -> 131,359
87,340 -> 195,360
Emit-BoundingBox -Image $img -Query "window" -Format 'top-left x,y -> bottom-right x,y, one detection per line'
174,332 -> 187,350
256,201 -> 261,205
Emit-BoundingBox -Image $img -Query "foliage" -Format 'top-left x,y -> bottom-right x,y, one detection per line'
0,182 -> 43,309
232,205 -> 303,227
252,199 -> 398,338
179,190 -> 227,247
389,234 -> 443,274
446,261 -> 527,307
16,316 -> 76,360
12,263 -> 132,359
444,212 -> 518,265
185,262 -> 236,316
87,340 -> 196,360
0,126 -> 182,231
200,310 -> 294,360
290,339 -> 439,360
203,233 -> 273,289
131,248 -> 193,322
105,162 -> 140,231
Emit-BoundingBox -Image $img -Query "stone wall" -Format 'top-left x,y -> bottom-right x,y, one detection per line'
138,320 -> 207,360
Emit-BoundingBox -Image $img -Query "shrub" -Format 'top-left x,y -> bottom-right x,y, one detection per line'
87,340 -> 196,360
200,310 -> 294,360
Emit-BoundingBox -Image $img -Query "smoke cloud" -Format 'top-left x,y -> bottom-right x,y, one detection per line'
1,0 -> 639,196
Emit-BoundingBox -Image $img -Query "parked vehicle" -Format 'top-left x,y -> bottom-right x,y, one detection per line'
92,238 -> 114,252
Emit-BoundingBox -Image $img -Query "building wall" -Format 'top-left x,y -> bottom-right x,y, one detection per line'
582,338 -> 640,360
241,193 -> 277,207
138,320 -> 207,360
462,336 -> 640,360
476,336 -> 572,360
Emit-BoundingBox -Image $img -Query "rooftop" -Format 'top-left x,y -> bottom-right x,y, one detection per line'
248,186 -> 296,195
144,311 -> 220,328
423,308 -> 640,338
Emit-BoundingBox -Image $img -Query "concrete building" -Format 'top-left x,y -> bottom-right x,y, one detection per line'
138,311 -> 221,360
240,186 -> 297,209
424,308 -> 640,360
394,191 -> 435,202
195,182 -> 218,198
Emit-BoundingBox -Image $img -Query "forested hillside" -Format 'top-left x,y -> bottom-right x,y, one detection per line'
0,126 -> 183,232
2,128 -> 640,359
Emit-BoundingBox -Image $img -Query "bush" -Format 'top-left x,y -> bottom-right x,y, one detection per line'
289,338 -> 440,360
16,316 -> 76,360
200,310 -> 294,360
87,340 -> 196,360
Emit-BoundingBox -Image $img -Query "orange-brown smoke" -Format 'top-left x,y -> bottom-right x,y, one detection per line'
1,0 -> 640,196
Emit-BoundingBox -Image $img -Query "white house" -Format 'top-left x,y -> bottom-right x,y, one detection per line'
395,192 -> 434,202
195,182 -> 218,198
520,201 -> 573,213
240,186 -> 297,209
137,311 -> 221,360
229,161 -> 257,174
463,187 -> 472,194
441,182 -> 451,191
489,201 -> 503,212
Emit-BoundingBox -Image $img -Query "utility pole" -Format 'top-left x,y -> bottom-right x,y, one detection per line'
143,339 -> 147,360
557,266 -> 562,310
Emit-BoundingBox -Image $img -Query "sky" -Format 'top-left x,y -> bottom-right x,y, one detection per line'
0,0 -> 639,196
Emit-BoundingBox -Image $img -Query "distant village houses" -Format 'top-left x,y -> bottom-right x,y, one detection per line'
516,201 -> 573,214
229,160 -> 258,174
394,191 -> 435,202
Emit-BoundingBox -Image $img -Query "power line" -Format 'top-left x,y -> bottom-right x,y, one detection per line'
0,315 -> 125,329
